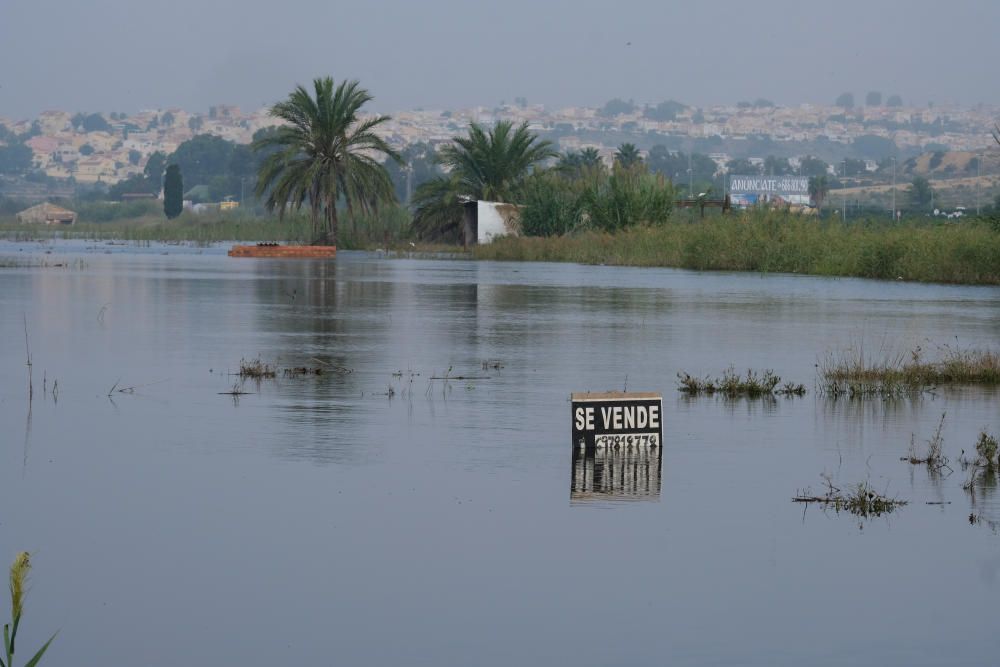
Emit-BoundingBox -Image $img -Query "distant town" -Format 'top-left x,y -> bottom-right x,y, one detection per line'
2,96 -> 999,211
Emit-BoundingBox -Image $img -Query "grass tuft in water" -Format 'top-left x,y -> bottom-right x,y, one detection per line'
793,475 -> 907,518
820,344 -> 1000,397
962,430 -> 1000,492
678,367 -> 805,398
902,413 -> 952,473
238,357 -> 276,379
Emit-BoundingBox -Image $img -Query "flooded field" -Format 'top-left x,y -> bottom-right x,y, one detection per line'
2,239 -> 999,666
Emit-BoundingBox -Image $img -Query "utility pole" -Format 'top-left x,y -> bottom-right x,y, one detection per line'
688,152 -> 693,198
842,160 -> 847,222
891,157 -> 896,221
977,153 -> 982,216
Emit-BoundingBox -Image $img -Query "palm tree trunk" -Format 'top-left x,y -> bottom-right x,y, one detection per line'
326,193 -> 338,247
310,185 -> 321,243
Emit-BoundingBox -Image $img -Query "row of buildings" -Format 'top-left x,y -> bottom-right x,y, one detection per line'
1,101 -> 997,189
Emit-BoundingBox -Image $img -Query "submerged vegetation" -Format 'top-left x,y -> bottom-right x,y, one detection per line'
677,368 -> 805,398
962,430 -> 999,492
794,475 -> 907,519
903,413 -> 951,473
820,345 -> 1000,396
238,357 -> 277,380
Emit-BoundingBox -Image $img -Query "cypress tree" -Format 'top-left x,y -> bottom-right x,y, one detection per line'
163,164 -> 183,219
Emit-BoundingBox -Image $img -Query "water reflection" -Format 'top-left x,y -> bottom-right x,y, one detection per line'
570,445 -> 662,503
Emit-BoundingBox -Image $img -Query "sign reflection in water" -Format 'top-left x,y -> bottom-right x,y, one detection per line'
570,444 -> 662,502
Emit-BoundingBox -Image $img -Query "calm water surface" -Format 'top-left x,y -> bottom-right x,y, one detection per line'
2,240 -> 999,666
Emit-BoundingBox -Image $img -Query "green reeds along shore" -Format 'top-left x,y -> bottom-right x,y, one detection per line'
5,207 -> 1000,286
474,211 -> 1000,285
820,345 -> 1000,397
0,204 -> 412,249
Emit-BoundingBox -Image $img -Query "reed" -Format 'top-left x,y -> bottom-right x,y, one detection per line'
238,357 -> 276,379
474,212 -> 1000,286
820,345 -> 1000,396
678,367 -> 805,398
793,476 -> 907,518
3,552 -> 56,667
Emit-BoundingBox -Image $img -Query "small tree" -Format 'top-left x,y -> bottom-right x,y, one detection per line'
835,92 -> 855,109
865,91 -> 882,107
163,164 -> 183,219
908,176 -> 933,210
808,175 -> 829,208
799,155 -> 829,177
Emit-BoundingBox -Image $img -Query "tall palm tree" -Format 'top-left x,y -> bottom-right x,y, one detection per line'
253,76 -> 400,245
410,120 -> 555,243
558,147 -> 604,177
614,143 -> 642,169
438,120 -> 557,202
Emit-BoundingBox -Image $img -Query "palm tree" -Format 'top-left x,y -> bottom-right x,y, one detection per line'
253,77 -> 400,245
411,173 -> 465,242
410,120 -> 555,243
808,175 -> 829,208
614,143 -> 642,169
438,120 -> 557,202
557,151 -> 583,173
559,147 -> 604,177
615,144 -> 642,169
579,147 -> 603,169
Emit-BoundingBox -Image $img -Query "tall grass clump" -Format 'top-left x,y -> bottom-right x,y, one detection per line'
3,552 -> 56,667
238,357 -> 276,379
962,431 -> 999,492
678,367 -> 805,398
821,344 -> 1000,397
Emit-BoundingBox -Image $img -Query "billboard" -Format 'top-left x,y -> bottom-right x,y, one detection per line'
728,175 -> 810,207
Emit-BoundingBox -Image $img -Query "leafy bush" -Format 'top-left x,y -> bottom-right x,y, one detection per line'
520,165 -> 674,237
519,172 -> 583,237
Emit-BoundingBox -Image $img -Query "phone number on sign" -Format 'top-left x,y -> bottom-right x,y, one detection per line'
595,433 -> 659,448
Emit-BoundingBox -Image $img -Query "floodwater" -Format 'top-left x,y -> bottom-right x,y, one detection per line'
2,239 -> 999,666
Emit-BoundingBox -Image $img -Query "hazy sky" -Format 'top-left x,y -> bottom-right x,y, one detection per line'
1,0 -> 997,119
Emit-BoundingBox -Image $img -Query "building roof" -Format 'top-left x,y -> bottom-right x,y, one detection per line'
17,202 -> 77,217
